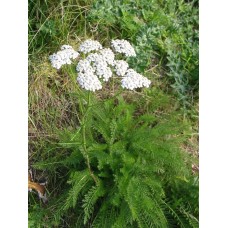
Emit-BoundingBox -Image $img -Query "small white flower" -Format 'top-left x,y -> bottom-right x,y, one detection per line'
121,69 -> 151,90
76,59 -> 95,73
86,53 -> 113,82
113,60 -> 129,76
77,71 -> 102,91
111,39 -> 136,57
78,40 -> 103,54
99,48 -> 115,65
60,45 -> 74,50
49,53 -> 63,69
86,53 -> 104,64
69,50 -> 80,60
94,63 -> 112,82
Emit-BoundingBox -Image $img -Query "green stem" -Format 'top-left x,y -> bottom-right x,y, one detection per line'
80,91 -> 98,184
65,64 -> 97,183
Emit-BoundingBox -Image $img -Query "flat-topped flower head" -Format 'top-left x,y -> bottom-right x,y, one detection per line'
86,53 -> 104,64
94,63 -> 112,82
49,39 -> 151,91
60,45 -> 74,50
113,60 -> 129,76
49,54 -> 65,70
78,40 -> 103,54
76,59 -> 95,73
49,45 -> 79,69
77,71 -> 102,92
62,48 -> 79,60
121,69 -> 151,90
111,39 -> 136,57
86,53 -> 112,82
99,48 -> 115,66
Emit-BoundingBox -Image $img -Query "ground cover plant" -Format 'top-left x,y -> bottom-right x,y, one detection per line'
29,0 -> 199,227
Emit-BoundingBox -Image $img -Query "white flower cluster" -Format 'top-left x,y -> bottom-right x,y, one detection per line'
111,39 -> 136,57
95,64 -> 112,82
86,53 -> 103,64
60,45 -> 74,50
77,71 -> 102,92
121,69 -> 151,90
99,48 -> 115,66
113,60 -> 129,76
49,45 -> 79,70
76,59 -> 95,73
78,39 -> 102,54
49,39 -> 151,91
86,53 -> 113,82
76,59 -> 101,91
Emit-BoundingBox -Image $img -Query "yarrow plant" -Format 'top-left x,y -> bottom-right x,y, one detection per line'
31,37 -> 198,228
30,1 -> 199,225
49,39 -> 151,91
48,39 -> 152,195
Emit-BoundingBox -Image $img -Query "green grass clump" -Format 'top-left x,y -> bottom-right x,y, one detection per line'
29,0 -> 93,56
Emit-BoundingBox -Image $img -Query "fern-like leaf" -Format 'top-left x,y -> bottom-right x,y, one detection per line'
82,183 -> 105,224
63,170 -> 92,211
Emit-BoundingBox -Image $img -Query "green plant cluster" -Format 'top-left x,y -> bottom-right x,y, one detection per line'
29,90 -> 198,227
88,0 -> 199,107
